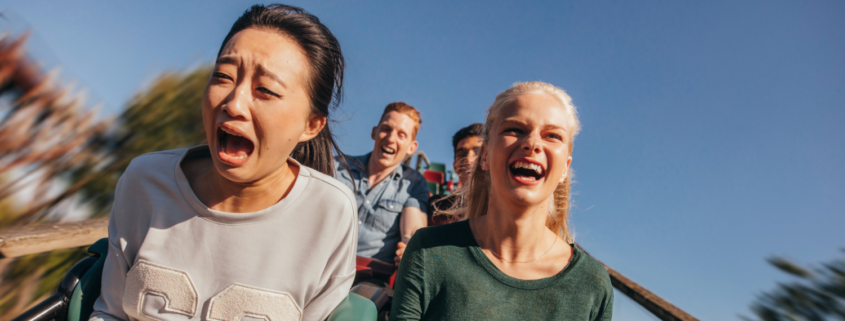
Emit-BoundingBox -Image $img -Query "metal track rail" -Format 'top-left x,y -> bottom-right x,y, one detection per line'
0,219 -> 698,320
0,218 -> 108,259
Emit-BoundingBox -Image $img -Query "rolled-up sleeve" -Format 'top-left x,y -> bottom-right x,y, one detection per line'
403,174 -> 430,215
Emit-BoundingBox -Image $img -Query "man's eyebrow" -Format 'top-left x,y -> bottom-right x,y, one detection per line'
216,55 -> 240,65
256,64 -> 287,89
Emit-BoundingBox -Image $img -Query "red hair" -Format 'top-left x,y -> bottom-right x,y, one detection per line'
379,102 -> 422,139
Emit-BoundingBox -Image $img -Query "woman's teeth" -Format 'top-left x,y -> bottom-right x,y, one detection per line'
222,128 -> 243,137
227,153 -> 248,160
511,161 -> 543,175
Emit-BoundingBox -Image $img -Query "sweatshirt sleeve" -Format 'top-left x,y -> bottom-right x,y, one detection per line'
389,231 -> 426,320
89,160 -> 149,321
89,203 -> 132,320
301,195 -> 358,321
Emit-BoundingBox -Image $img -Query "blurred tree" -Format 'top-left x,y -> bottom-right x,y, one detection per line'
0,30 -> 210,317
63,66 -> 210,218
742,251 -> 845,321
0,32 -> 112,224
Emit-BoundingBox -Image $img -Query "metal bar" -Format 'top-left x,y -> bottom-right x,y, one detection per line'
0,219 -> 700,321
578,245 -> 699,321
10,292 -> 63,321
402,151 -> 431,169
0,218 -> 108,258
602,261 -> 699,321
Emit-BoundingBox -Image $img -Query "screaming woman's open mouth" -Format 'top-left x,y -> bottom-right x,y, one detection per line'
217,127 -> 254,165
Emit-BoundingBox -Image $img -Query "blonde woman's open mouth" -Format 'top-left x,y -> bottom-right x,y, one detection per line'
508,158 -> 545,185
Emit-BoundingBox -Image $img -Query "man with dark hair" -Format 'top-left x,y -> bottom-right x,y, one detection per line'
428,123 -> 484,225
451,123 -> 483,188
334,102 -> 429,265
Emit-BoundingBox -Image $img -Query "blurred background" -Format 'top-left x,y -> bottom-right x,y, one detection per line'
0,1 -> 843,320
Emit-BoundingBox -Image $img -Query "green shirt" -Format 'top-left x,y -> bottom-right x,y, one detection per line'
390,221 -> 614,321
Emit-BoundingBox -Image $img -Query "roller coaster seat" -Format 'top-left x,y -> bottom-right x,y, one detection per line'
423,170 -> 444,185
13,238 -> 392,321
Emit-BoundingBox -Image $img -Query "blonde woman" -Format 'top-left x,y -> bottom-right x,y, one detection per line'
391,82 -> 613,320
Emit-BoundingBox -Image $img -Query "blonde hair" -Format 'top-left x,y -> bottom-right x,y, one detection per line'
439,81 -> 581,243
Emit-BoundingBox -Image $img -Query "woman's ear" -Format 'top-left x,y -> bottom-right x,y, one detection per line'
299,114 -> 327,142
560,156 -> 572,183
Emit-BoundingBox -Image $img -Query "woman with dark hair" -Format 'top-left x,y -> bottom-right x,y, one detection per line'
391,82 -> 614,320
90,4 -> 356,320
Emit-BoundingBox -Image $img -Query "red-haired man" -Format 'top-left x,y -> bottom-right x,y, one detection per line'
334,102 -> 429,265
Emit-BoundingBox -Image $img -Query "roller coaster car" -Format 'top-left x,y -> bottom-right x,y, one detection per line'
13,238 -> 396,321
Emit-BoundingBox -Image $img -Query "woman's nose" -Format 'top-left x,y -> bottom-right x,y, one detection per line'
223,85 -> 250,120
521,135 -> 541,153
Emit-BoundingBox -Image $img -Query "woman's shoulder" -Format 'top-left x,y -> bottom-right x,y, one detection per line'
124,148 -> 188,175
117,148 -> 194,191
568,245 -> 614,292
414,220 -> 474,250
296,165 -> 357,210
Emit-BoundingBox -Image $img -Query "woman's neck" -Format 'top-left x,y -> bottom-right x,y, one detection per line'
469,194 -> 572,280
472,196 -> 555,262
183,157 -> 299,213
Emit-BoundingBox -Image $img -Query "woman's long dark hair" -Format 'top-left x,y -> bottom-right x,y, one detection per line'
218,4 -> 349,176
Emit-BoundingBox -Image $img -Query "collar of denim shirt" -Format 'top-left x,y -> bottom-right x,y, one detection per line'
347,152 -> 406,183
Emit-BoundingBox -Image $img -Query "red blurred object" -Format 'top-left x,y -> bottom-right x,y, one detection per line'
352,256 -> 396,317
356,256 -> 395,277
355,256 -> 397,287
423,170 -> 445,184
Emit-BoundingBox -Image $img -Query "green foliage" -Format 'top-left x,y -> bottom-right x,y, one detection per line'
742,250 -> 845,321
0,66 -> 211,317
0,246 -> 89,317
71,67 -> 211,217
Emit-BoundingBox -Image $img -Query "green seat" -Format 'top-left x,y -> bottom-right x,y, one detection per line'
327,292 -> 378,321
427,181 -> 440,195
67,238 -> 108,321
54,238 -> 377,321
428,162 -> 446,174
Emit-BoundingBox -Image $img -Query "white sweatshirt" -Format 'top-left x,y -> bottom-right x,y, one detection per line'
89,146 -> 357,321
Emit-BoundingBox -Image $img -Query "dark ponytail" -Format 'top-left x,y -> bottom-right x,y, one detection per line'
219,4 -> 349,176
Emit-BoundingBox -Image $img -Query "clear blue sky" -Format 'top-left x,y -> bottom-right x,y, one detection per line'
3,1 -> 844,319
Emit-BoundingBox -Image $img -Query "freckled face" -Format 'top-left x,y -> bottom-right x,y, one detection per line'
203,28 -> 315,184
370,111 -> 419,170
480,93 -> 573,207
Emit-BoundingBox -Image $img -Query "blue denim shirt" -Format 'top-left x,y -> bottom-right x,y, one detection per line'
334,153 -> 429,263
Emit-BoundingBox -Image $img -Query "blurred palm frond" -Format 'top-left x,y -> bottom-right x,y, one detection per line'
742,250 -> 845,321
